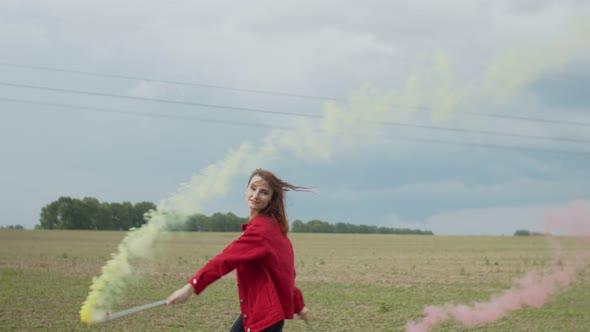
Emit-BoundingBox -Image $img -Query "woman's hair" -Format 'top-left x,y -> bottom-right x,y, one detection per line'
248,169 -> 309,234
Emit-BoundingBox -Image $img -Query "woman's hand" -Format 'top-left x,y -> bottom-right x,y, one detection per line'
166,283 -> 194,305
298,307 -> 317,331
297,306 -> 310,322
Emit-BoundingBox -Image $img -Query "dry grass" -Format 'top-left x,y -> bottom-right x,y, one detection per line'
1,230 -> 589,331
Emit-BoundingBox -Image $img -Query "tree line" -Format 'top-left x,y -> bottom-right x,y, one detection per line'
513,229 -> 547,236
166,212 -> 248,232
37,197 -> 433,234
166,215 -> 433,234
1,224 -> 25,230
39,197 -> 156,230
291,219 -> 433,234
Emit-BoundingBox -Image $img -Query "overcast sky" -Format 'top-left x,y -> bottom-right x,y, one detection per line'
1,0 -> 589,235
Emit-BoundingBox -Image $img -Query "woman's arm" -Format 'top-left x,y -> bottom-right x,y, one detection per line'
190,222 -> 270,294
167,220 -> 271,304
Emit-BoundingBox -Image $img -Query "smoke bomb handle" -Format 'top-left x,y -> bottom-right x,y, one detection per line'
95,299 -> 167,323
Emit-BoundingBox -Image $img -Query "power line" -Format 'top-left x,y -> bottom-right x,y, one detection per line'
0,81 -> 318,117
1,81 -> 590,144
1,62 -> 589,127
369,120 -> 590,144
380,135 -> 590,157
0,62 -> 337,102
2,97 -> 590,157
0,97 -> 282,130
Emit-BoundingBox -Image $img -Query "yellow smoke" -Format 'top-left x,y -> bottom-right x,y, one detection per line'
397,16 -> 590,123
80,210 -> 163,323
80,13 -> 590,324
78,89 -> 396,323
485,16 -> 590,102
431,52 -> 462,121
80,144 -> 276,323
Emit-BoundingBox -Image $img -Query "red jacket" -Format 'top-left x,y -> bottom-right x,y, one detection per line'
189,215 -> 305,332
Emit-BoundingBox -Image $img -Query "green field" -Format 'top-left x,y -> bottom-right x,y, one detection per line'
1,230 -> 588,331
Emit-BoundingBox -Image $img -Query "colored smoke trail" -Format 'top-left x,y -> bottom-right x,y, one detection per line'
544,200 -> 590,240
79,144 -> 271,323
406,267 -> 576,332
80,210 -> 164,323
484,17 -> 590,102
79,92 -> 390,323
80,16 -> 590,324
406,201 -> 590,332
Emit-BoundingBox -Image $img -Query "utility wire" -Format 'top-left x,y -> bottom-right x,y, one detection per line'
371,120 -> 590,144
1,82 -> 590,144
1,62 -> 589,127
0,81 -> 317,117
0,97 -> 280,130
0,62 -> 336,102
2,97 -> 590,157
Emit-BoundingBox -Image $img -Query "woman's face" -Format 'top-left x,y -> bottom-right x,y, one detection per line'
245,175 -> 273,214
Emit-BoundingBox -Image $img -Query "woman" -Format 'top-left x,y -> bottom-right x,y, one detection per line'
167,169 -> 310,332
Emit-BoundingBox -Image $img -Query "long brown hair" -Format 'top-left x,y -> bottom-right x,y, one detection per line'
247,169 -> 308,234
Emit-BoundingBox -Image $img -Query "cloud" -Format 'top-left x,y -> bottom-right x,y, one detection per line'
382,200 -> 590,236
1,1 -> 589,233
325,176 -> 588,204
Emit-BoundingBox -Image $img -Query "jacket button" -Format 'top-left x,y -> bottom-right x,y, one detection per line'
240,299 -> 243,303
246,329 -> 251,332
243,314 -> 248,318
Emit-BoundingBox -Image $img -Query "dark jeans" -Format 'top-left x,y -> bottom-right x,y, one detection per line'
229,316 -> 284,332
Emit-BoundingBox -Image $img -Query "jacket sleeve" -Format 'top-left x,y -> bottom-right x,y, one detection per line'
293,286 -> 305,313
188,221 -> 270,294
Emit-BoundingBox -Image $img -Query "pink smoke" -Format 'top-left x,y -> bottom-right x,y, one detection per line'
406,200 -> 590,332
406,267 -> 575,332
543,200 -> 590,238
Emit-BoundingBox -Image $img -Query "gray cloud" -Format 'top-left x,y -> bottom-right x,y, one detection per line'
1,1 -> 589,233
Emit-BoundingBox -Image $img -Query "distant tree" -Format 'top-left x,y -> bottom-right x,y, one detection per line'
185,213 -> 210,232
307,219 -> 332,233
54,197 -> 76,229
40,200 -> 60,229
291,219 -> 306,232
94,202 -> 114,230
357,224 -> 372,234
132,202 -> 157,228
40,196 -> 80,229
224,212 -> 247,231
110,201 -> 134,230
334,222 -> 351,233
514,229 -> 546,236
210,212 -> 225,231
514,230 -> 531,236
78,197 -> 108,230
1,224 -> 24,230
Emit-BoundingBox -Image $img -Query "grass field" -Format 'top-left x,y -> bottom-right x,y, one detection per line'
1,230 -> 589,331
